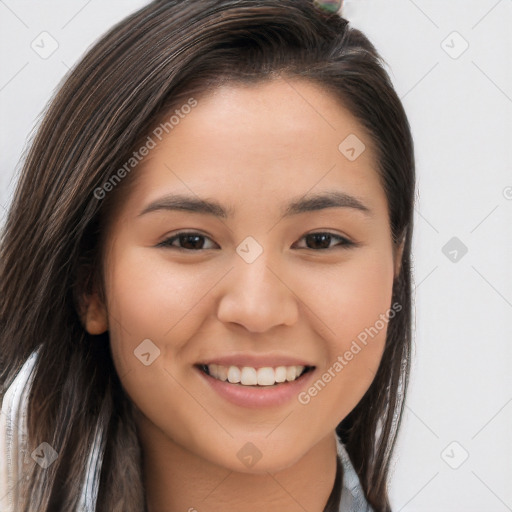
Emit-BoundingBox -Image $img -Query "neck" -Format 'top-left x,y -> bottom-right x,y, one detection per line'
136,415 -> 339,512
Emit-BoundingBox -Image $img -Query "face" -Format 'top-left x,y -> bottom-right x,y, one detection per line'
84,77 -> 401,473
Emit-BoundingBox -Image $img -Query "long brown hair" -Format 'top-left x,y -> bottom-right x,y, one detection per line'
0,1 -> 415,510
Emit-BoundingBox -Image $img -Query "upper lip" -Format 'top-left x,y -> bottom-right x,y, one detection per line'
197,353 -> 315,369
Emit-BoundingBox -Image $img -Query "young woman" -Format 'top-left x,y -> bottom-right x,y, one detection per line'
0,1 -> 415,510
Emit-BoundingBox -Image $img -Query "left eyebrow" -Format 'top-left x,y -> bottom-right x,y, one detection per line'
137,190 -> 372,219
281,190 -> 372,218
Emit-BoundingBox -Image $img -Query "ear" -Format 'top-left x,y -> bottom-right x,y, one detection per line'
82,291 -> 108,334
393,238 -> 406,280
75,263 -> 108,335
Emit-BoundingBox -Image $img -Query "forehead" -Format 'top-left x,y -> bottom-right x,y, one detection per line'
189,78 -> 375,158
111,77 -> 386,222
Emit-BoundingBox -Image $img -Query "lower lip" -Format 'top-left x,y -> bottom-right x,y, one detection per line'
196,366 -> 316,408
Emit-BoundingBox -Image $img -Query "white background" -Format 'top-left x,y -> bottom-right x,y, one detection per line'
1,1 -> 511,510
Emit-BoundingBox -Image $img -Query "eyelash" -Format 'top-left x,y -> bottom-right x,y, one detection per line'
157,231 -> 357,251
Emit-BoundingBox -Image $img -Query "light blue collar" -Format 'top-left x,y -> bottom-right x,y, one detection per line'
335,434 -> 375,511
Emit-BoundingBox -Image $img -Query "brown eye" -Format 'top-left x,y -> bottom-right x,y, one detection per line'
296,232 -> 355,250
158,232 -> 217,251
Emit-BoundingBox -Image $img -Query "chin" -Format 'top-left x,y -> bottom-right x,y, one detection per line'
206,441 -> 308,475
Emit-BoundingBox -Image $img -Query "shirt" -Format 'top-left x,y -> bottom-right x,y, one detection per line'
0,350 -> 374,511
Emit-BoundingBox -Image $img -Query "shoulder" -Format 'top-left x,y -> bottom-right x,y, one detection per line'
0,351 -> 39,511
0,349 -> 105,512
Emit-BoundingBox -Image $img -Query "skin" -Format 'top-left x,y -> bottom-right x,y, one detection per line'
83,77 -> 403,512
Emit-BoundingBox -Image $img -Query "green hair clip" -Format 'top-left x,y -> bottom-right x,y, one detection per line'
313,0 -> 343,14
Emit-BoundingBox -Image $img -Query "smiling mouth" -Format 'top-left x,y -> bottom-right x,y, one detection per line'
197,363 -> 315,387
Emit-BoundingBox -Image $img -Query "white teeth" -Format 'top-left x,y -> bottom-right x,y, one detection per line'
275,366 -> 287,383
205,364 -> 308,386
227,366 -> 241,383
217,365 -> 228,381
209,363 -> 219,379
257,367 -> 275,386
286,366 -> 296,381
240,367 -> 258,385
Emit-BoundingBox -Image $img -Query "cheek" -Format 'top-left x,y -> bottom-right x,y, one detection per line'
104,246 -> 213,373
299,245 -> 395,344
333,252 -> 394,348
295,248 -> 395,420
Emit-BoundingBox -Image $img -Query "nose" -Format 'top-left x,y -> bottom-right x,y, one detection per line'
216,254 -> 299,333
